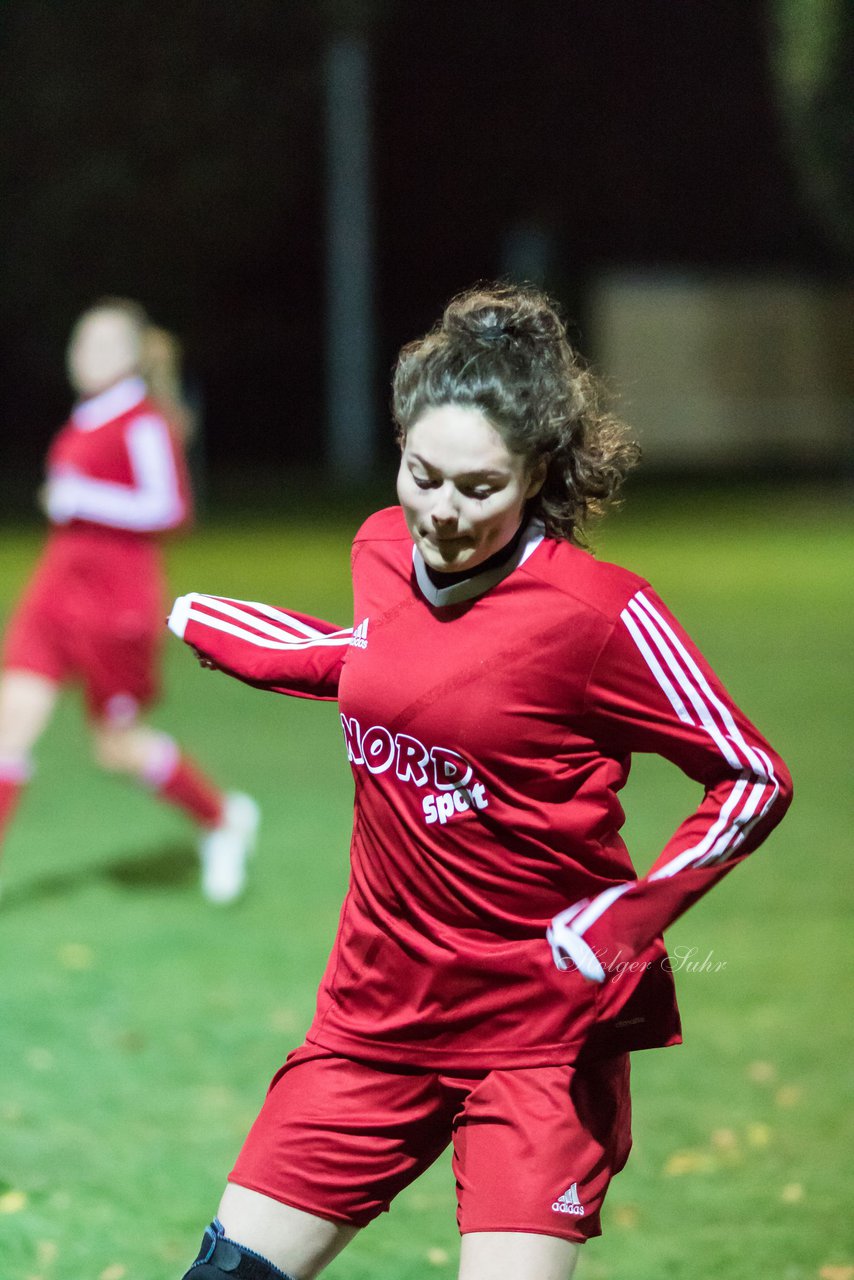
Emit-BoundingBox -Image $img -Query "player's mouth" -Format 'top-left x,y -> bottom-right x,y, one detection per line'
422,531 -> 472,548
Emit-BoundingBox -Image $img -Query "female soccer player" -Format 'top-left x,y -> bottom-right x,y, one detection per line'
170,284 -> 792,1279
0,299 -> 258,904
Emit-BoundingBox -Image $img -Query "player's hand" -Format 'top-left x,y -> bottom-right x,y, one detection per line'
191,645 -> 219,670
546,901 -> 607,983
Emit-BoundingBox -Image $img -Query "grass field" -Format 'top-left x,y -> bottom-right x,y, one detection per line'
0,484 -> 851,1280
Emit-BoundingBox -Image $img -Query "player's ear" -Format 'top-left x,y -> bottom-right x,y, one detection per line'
525,455 -> 548,499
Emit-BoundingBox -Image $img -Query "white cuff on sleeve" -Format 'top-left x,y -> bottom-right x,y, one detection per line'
45,477 -> 79,524
167,594 -> 195,639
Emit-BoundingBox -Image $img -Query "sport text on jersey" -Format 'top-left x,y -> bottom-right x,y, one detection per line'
340,715 -> 489,825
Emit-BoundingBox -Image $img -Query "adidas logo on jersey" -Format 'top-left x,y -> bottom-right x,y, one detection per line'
349,618 -> 369,649
552,1183 -> 585,1215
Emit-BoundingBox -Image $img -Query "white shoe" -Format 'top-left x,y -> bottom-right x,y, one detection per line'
199,792 -> 260,904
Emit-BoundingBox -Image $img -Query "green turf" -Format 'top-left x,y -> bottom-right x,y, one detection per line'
0,485 -> 851,1279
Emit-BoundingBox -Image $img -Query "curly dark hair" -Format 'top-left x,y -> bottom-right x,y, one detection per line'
392,283 -> 640,546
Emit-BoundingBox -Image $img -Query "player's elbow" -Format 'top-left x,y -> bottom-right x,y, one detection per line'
763,751 -> 794,835
775,756 -> 794,816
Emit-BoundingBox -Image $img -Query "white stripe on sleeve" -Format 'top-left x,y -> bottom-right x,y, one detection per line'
187,596 -> 353,651
614,591 -> 780,874
207,598 -> 327,642
565,590 -> 786,945
634,592 -> 779,790
569,882 -> 635,935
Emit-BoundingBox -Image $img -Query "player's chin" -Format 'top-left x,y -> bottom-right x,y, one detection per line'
421,537 -> 476,570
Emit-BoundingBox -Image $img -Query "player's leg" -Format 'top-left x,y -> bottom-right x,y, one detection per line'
178,1045 -> 456,1278
181,1184 -> 357,1279
90,714 -> 259,902
0,669 -> 60,855
91,716 -> 223,822
458,1231 -> 579,1280
84,582 -> 256,902
452,1053 -> 632,1280
0,557 -> 76,863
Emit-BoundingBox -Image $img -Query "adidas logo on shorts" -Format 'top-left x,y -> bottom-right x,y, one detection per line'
552,1182 -> 585,1215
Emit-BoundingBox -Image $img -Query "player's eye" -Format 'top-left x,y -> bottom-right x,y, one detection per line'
412,474 -> 436,490
459,481 -> 501,500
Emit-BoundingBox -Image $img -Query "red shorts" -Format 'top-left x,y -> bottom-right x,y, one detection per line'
2,532 -> 164,722
229,1043 -> 632,1244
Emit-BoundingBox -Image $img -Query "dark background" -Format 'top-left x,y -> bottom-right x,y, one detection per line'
1,0 -> 850,494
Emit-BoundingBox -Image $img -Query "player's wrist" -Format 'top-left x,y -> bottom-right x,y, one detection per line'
547,887 -> 639,983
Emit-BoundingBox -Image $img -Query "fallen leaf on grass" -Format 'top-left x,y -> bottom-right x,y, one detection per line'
745,1122 -> 773,1148
0,1189 -> 28,1213
781,1182 -> 804,1203
775,1084 -> 803,1108
58,943 -> 94,970
818,1267 -> 854,1280
26,1047 -> 55,1072
612,1203 -> 640,1228
426,1247 -> 449,1265
99,1266 -> 127,1280
268,1007 -> 298,1033
115,1030 -> 146,1054
37,1241 -> 58,1266
199,1084 -> 237,1111
663,1149 -> 715,1175
746,1061 -> 777,1084
710,1128 -> 740,1154
407,1191 -> 443,1212
156,1238 -> 189,1264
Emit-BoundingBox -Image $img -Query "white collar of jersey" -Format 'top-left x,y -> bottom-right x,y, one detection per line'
412,519 -> 545,607
71,376 -> 147,431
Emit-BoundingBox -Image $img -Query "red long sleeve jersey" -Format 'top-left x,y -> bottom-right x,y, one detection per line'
46,375 -> 190,536
25,376 -> 192,625
170,507 -> 792,1069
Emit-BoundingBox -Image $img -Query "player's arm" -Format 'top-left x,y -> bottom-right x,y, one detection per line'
44,414 -> 187,532
168,593 -> 349,701
548,586 -> 793,981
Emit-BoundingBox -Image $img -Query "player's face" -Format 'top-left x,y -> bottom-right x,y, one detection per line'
66,310 -> 140,398
397,404 -> 545,574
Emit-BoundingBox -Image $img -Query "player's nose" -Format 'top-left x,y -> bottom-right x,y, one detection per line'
429,485 -> 458,525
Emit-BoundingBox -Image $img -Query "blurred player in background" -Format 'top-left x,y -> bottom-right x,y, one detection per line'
170,284 -> 792,1280
0,299 -> 259,904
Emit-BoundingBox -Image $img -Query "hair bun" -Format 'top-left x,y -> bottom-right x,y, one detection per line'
442,284 -> 564,349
